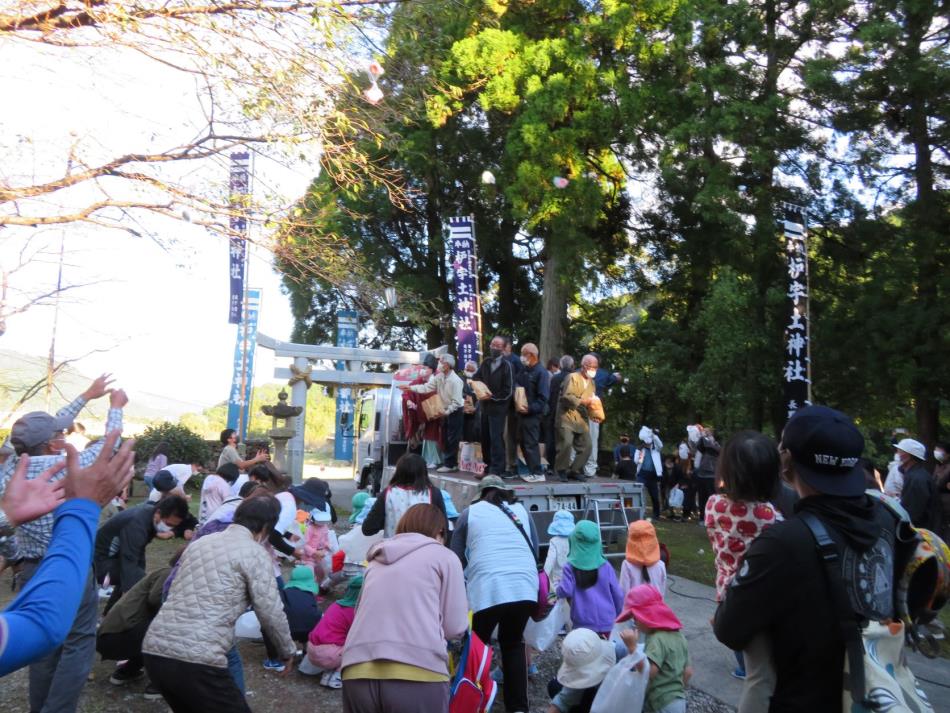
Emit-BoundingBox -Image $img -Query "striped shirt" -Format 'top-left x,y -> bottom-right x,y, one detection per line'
0,396 -> 122,560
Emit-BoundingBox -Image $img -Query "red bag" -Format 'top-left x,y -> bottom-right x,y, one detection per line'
449,631 -> 498,713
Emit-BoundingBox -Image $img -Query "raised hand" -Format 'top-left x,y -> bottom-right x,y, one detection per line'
62,431 -> 136,506
82,374 -> 115,401
0,457 -> 66,527
109,389 -> 129,409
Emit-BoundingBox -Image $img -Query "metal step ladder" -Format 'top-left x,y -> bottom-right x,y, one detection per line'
581,493 -> 631,557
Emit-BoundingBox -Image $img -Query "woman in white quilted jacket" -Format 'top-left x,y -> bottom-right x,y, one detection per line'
142,494 -> 296,712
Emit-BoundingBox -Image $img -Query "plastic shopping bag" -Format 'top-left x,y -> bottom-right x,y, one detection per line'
234,610 -> 263,640
523,600 -> 569,652
590,652 -> 649,713
668,486 -> 684,509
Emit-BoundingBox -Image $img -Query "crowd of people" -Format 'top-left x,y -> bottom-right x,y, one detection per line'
1,363 -> 949,713
398,335 -> 623,484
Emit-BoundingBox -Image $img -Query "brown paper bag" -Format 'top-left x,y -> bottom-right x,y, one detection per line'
421,393 -> 446,420
514,385 -> 528,413
588,395 -> 605,423
471,381 -> 492,401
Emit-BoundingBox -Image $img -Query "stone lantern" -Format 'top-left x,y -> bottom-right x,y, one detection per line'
261,390 -> 303,472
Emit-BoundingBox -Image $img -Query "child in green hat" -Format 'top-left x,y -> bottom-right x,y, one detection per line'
556,520 -> 624,636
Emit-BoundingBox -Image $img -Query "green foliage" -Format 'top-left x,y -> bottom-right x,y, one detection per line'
178,383 -> 337,451
134,422 -> 210,468
273,0 -> 950,449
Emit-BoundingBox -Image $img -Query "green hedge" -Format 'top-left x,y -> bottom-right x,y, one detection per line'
134,422 -> 211,470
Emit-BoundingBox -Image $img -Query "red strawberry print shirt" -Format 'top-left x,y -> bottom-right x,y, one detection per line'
705,494 -> 783,601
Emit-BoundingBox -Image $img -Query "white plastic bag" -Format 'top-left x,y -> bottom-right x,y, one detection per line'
523,600 -> 569,652
668,486 -> 684,509
590,652 -> 649,713
234,610 -> 263,640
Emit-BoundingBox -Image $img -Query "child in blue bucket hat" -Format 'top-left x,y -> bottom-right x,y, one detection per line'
544,510 -> 576,591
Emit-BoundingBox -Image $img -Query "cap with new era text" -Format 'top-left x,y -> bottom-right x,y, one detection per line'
781,405 -> 865,497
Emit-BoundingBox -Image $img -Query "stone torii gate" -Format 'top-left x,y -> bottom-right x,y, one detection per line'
257,333 -> 445,484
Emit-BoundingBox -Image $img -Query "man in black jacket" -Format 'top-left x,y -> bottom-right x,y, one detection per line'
894,437 -> 938,529
714,406 -> 900,713
516,343 -> 550,483
473,335 -> 514,477
94,496 -> 189,614
502,335 -> 523,476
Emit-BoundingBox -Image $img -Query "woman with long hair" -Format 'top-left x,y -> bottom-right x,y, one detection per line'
361,454 -> 447,538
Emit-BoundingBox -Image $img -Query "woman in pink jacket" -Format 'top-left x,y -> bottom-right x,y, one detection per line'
341,503 -> 468,713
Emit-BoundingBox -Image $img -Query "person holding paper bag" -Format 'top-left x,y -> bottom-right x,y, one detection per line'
400,355 -> 465,472
517,343 -> 550,483
473,336 -> 515,477
554,354 -> 599,482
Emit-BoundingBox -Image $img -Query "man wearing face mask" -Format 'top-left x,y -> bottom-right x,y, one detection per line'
473,336 -> 515,477
94,495 -> 190,615
403,354 -> 465,472
516,343 -> 551,483
0,374 -> 125,713
554,354 -> 600,482
583,355 -> 624,477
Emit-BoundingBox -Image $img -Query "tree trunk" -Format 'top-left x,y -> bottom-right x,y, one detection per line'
539,249 -> 568,363
905,2 -> 940,456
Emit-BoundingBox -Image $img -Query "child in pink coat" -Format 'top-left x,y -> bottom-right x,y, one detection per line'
300,503 -> 338,587
300,576 -> 362,688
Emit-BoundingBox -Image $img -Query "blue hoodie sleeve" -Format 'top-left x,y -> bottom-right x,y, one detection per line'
0,499 -> 99,676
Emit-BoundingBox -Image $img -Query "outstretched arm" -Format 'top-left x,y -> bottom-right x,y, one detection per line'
0,434 -> 133,676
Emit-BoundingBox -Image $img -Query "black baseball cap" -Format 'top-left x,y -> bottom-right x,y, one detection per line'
781,405 -> 865,497
152,470 -> 177,493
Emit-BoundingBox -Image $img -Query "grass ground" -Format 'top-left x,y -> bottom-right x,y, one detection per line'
653,518 -> 718,588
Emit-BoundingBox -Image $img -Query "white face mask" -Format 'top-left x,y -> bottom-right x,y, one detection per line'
155,521 -> 174,534
585,368 -> 597,379
520,356 -> 530,366
464,370 -> 476,379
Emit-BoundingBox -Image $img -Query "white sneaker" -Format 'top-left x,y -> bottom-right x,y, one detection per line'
322,670 -> 343,689
436,466 -> 453,473
98,587 -> 114,600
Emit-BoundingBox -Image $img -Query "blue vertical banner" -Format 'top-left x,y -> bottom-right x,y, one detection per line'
334,310 -> 359,461
780,205 -> 811,424
448,216 -> 482,368
227,288 -> 262,440
227,151 -> 251,324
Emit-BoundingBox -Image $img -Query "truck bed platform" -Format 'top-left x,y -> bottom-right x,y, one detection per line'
430,471 -> 645,549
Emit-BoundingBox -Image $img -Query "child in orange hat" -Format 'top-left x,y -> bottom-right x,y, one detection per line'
620,520 -> 667,598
